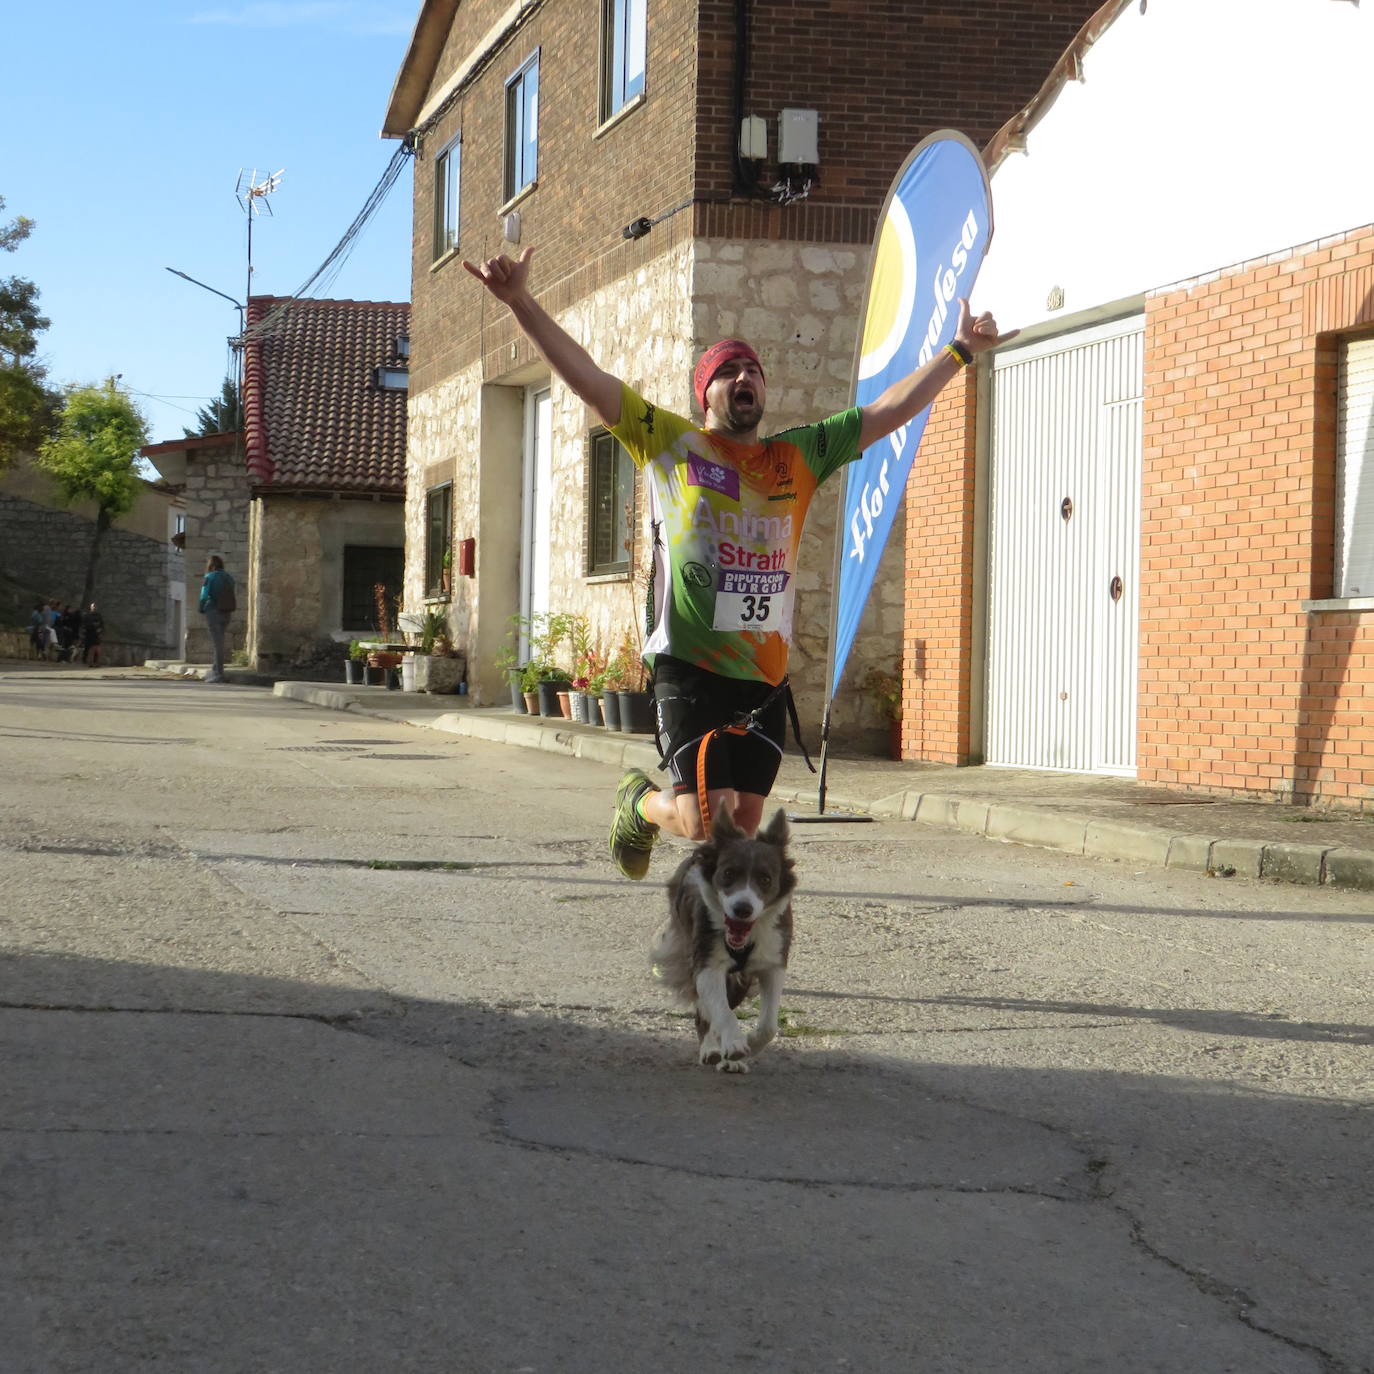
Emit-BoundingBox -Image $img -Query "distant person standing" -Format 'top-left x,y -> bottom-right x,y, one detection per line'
198,555 -> 236,684
81,602 -> 105,667
28,604 -> 47,659
57,604 -> 82,662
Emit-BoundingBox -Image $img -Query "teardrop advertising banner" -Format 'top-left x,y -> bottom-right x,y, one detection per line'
828,131 -> 993,700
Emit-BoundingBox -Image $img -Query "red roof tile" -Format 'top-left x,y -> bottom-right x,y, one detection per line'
243,296 -> 410,492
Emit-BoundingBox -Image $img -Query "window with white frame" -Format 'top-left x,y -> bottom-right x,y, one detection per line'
588,430 -> 634,576
434,136 -> 460,259
1336,334 -> 1374,597
601,0 -> 646,123
504,54 -> 539,202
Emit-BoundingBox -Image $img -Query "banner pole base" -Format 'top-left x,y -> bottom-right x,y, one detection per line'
817,699 -> 832,815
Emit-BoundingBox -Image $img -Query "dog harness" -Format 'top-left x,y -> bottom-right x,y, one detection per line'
676,678 -> 814,835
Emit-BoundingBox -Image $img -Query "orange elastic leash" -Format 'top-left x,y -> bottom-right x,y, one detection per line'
694,720 -> 750,834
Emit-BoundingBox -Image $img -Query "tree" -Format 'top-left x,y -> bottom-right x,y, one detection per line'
37,379 -> 149,608
184,373 -> 243,438
0,195 -> 59,468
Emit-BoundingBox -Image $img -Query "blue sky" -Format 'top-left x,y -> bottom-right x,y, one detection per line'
3,1 -> 418,445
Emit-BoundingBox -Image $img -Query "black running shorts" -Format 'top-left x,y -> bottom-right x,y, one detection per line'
652,656 -> 787,798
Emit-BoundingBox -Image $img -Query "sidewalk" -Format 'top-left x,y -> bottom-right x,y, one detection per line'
263,677 -> 1374,893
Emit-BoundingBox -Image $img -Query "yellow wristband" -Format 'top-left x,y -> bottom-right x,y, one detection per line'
944,340 -> 972,368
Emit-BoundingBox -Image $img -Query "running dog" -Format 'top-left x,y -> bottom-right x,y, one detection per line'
653,806 -> 796,1073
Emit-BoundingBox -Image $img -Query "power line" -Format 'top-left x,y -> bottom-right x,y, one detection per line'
243,140 -> 414,342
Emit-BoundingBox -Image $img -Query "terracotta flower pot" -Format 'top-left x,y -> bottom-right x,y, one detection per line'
556,690 -> 572,719
522,691 -> 540,713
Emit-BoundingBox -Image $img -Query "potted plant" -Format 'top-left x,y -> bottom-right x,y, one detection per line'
569,676 -> 591,723
345,640 -> 366,685
537,666 -> 572,718
525,612 -> 575,717
862,660 -> 903,759
411,607 -> 464,693
518,660 -> 544,714
569,618 -> 608,724
495,616 -> 528,712
584,668 -> 612,726
593,667 -> 621,730
440,547 -> 452,596
607,538 -> 656,733
607,627 -> 655,734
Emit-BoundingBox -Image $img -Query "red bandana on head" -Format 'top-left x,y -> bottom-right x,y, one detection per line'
693,339 -> 764,417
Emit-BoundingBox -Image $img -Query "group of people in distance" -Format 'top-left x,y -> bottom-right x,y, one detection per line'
27,600 -> 105,666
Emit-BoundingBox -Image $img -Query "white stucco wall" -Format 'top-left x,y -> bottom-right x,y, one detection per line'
978,0 -> 1374,331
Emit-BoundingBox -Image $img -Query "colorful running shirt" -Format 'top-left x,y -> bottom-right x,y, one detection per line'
611,382 -> 863,686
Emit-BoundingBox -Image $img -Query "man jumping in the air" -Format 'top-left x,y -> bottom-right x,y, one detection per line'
464,246 -> 1014,879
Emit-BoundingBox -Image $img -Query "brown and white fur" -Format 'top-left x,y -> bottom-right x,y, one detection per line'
652,807 -> 796,1073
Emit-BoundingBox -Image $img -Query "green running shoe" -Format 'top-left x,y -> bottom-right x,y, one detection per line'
609,768 -> 659,880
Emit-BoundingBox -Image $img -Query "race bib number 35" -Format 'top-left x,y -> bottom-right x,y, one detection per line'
712,570 -> 792,634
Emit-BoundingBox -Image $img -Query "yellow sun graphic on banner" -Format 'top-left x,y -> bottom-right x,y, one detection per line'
857,196 -> 918,382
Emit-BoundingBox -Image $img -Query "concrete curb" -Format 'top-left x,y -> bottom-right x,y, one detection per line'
271,682 -> 1374,893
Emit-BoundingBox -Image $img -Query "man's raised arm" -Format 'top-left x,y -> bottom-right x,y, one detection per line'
462,247 -> 622,429
857,297 -> 1017,451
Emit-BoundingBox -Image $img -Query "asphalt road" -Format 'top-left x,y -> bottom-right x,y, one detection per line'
2,675 -> 1371,1374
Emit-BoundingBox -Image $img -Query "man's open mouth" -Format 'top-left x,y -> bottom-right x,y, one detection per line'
724,915 -> 755,949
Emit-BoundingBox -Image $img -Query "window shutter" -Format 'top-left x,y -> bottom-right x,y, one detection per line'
1337,336 -> 1374,597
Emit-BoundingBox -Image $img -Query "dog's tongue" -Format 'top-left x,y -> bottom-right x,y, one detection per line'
725,916 -> 754,949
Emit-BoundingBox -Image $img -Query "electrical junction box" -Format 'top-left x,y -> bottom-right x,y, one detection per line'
739,116 -> 767,161
778,108 -> 819,165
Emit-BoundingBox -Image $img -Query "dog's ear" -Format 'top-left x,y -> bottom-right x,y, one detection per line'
760,807 -> 790,847
711,803 -> 744,843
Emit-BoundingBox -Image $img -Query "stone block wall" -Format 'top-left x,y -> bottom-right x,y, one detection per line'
0,492 -> 175,650
252,492 -> 404,676
181,442 -> 250,663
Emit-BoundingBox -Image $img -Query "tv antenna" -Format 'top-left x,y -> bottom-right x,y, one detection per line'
236,168 -> 284,314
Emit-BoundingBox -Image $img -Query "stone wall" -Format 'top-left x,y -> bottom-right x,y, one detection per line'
0,627 -> 167,667
0,492 -> 175,650
181,441 -> 250,663
251,492 -> 404,676
404,245 -> 696,706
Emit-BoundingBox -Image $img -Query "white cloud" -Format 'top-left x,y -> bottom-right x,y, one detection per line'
186,3 -> 414,36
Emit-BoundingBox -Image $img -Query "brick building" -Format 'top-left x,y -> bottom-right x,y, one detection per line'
903,0 -> 1374,809
381,0 -> 1102,742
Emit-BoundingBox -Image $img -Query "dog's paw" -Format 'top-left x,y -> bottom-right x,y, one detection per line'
747,1025 -> 776,1055
716,1055 -> 750,1074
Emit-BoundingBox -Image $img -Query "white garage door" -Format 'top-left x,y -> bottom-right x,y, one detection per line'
986,316 -> 1144,775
